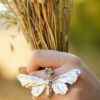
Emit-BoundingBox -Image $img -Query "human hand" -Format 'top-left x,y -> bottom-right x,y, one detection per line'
19,50 -> 100,100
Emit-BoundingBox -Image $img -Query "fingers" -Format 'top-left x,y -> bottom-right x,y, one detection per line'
26,50 -> 73,73
19,50 -> 80,74
19,62 -> 82,80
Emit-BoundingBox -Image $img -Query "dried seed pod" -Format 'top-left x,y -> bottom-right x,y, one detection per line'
37,0 -> 46,4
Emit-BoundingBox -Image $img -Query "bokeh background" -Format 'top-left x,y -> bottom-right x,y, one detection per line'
0,0 -> 100,100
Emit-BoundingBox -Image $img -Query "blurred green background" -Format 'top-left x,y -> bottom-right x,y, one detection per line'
0,0 -> 100,100
70,0 -> 100,78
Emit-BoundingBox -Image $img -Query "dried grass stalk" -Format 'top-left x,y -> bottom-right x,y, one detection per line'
6,0 -> 72,52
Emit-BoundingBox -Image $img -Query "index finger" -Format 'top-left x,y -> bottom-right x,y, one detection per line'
20,50 -> 78,74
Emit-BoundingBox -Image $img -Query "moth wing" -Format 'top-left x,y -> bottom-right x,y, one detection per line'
17,74 -> 44,88
55,69 -> 81,85
52,83 -> 68,95
17,74 -> 46,97
31,84 -> 45,97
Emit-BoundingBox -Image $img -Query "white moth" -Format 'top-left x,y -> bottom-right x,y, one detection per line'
17,69 -> 81,97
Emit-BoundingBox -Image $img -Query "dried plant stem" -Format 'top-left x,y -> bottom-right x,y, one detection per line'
6,0 -> 72,52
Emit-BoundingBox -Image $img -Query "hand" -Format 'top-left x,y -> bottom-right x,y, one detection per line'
19,50 -> 100,100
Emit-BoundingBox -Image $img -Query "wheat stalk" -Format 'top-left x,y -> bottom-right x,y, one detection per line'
5,0 -> 72,52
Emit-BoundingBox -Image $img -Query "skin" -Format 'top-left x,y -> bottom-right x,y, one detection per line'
19,50 -> 100,100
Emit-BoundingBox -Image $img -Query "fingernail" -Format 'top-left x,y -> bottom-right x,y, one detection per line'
19,67 -> 28,74
19,67 -> 25,72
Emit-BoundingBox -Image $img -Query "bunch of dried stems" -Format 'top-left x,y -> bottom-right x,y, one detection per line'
5,0 -> 72,52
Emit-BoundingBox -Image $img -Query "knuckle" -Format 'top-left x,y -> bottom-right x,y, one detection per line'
73,57 -> 81,65
69,54 -> 81,65
31,50 -> 41,59
73,56 -> 81,64
28,50 -> 41,65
